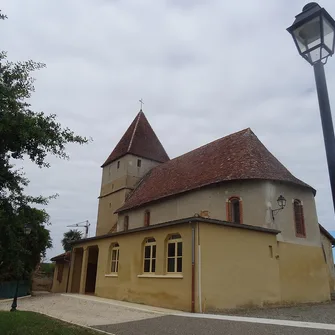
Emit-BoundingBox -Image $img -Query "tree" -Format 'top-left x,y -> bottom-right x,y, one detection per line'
61,230 -> 83,252
0,11 -> 89,281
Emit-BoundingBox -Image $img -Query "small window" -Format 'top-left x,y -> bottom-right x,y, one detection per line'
167,234 -> 182,273
293,199 -> 306,237
57,263 -> 64,283
227,197 -> 242,224
143,238 -> 156,273
144,210 -> 150,227
137,159 -> 142,167
124,216 -> 129,231
111,243 -> 120,273
117,161 -> 120,169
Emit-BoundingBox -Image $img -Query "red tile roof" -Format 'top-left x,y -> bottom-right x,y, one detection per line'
50,252 -> 71,262
101,111 -> 169,167
116,128 -> 314,212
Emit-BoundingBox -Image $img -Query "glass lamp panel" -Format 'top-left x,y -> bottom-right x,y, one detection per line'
293,16 -> 321,54
323,16 -> 335,52
308,47 -> 323,63
321,46 -> 331,59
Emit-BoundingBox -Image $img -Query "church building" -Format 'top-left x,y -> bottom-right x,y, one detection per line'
51,110 -> 335,312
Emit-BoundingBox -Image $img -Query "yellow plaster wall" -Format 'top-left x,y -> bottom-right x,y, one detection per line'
96,189 -> 128,236
75,223 -> 193,311
119,180 -> 320,248
199,223 -> 281,311
51,262 -> 70,293
320,233 -> 335,292
278,241 -> 330,303
96,154 -> 160,236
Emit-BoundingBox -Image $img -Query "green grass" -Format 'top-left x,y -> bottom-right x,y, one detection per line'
0,311 -> 102,335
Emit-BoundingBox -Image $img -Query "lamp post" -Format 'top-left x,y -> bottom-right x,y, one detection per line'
10,224 -> 32,312
287,3 -> 335,214
272,195 -> 287,220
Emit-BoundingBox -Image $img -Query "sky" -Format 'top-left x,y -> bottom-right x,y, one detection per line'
1,0 -> 335,260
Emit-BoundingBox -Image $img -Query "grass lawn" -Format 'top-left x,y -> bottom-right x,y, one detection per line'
0,311 -> 102,335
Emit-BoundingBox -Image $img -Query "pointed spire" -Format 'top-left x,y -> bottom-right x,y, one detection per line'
101,111 -> 169,167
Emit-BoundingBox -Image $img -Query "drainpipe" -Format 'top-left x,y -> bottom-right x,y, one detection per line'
191,225 -> 195,313
197,223 -> 202,313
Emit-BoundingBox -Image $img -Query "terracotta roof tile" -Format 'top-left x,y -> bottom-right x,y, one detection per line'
117,128 -> 314,212
102,111 -> 169,167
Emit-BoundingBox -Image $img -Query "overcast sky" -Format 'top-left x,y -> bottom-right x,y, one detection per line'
1,0 -> 335,259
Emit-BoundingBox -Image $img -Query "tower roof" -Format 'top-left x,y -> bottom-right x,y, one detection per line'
116,128 -> 314,212
101,111 -> 169,167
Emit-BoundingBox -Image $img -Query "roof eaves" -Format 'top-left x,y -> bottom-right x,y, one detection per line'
71,217 -> 280,245
319,223 -> 335,246
116,177 -> 315,214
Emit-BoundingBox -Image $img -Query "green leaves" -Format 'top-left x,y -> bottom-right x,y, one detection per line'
0,11 -> 90,280
61,230 -> 83,252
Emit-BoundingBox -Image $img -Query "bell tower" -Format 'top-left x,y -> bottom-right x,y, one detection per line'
96,110 -> 169,236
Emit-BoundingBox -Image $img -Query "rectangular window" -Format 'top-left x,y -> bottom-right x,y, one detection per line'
167,236 -> 182,273
117,161 -> 120,169
294,200 -> 306,237
137,159 -> 142,167
124,216 -> 129,231
144,211 -> 150,227
111,245 -> 119,273
143,240 -> 156,273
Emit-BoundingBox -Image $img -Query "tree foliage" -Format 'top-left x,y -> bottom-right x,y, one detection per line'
0,11 -> 89,281
61,230 -> 83,252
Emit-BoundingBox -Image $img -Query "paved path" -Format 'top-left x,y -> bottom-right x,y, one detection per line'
1,293 -> 335,334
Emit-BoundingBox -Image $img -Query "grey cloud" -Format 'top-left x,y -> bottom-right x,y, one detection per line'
1,0 -> 335,259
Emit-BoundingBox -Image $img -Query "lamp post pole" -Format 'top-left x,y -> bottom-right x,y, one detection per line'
313,61 -> 335,213
287,2 -> 335,214
10,223 -> 32,312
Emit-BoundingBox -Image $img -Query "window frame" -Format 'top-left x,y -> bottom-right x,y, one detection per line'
137,159 -> 142,167
110,243 -> 120,274
124,215 -> 129,231
226,196 -> 243,224
144,210 -> 150,227
166,234 -> 182,274
293,199 -> 306,238
143,238 -> 156,273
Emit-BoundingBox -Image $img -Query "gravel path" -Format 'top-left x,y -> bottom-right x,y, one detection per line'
222,301 -> 335,324
0,293 -> 161,326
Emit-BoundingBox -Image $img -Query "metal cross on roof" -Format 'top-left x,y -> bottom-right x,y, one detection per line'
139,98 -> 144,110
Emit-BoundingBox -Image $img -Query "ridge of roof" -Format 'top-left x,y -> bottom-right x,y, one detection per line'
116,128 -> 315,213
101,110 -> 170,167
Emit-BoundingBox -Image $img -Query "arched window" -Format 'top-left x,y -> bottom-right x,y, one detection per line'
293,199 -> 306,237
227,197 -> 243,224
143,238 -> 156,273
124,215 -> 129,231
110,243 -> 120,273
167,234 -> 182,273
144,210 -> 150,227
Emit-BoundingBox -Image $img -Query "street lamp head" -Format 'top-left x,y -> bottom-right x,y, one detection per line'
287,2 -> 335,65
277,195 -> 287,209
24,224 -> 32,235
